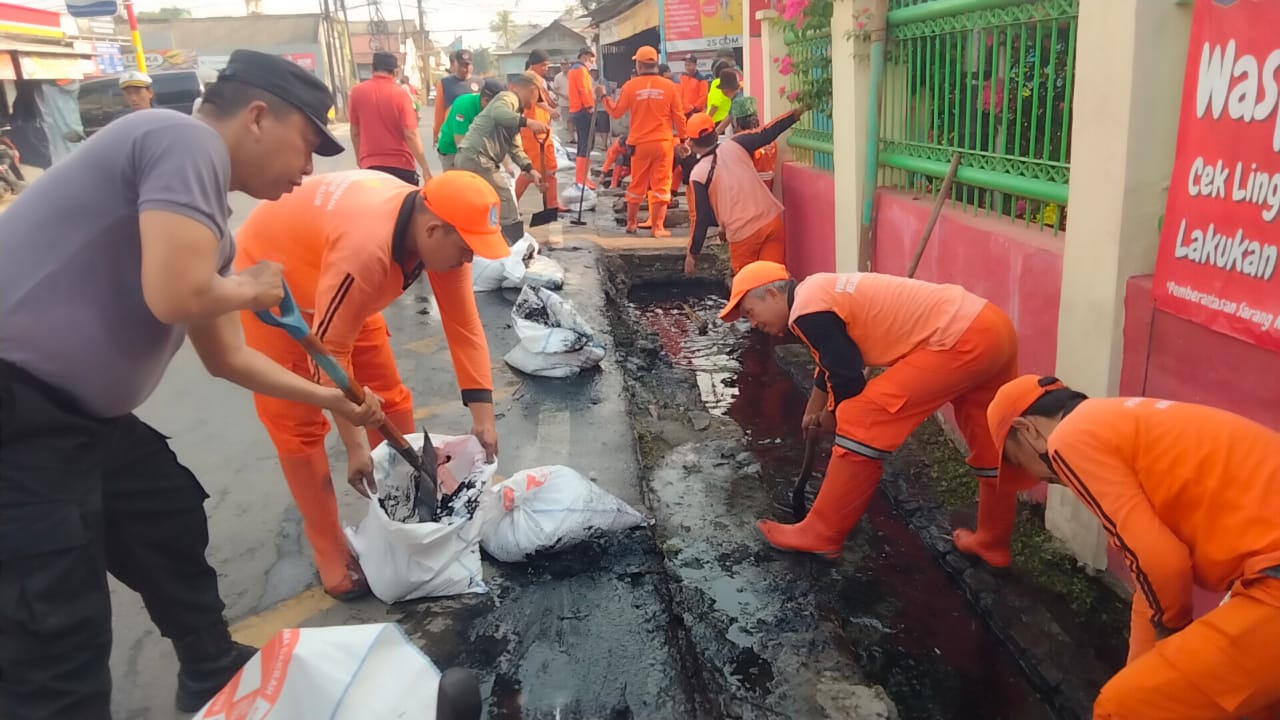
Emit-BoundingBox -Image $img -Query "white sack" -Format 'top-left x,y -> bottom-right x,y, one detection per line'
346,433 -> 494,603
503,286 -> 605,377
193,624 -> 440,720
559,183 -> 597,212
474,235 -> 538,292
477,466 -> 648,562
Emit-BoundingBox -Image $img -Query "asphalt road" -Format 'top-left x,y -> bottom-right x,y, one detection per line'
107,117 -> 644,718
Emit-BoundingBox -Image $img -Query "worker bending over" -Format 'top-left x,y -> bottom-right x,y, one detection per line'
599,45 -> 688,236
683,107 -> 802,274
456,75 -> 549,243
720,261 -> 1024,565
234,170 -> 508,600
987,377 -> 1280,720
566,47 -> 598,189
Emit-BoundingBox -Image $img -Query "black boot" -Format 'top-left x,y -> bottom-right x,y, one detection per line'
173,625 -> 258,713
437,667 -> 482,720
501,221 -> 524,245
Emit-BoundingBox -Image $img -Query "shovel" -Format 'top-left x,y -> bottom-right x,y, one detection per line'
255,280 -> 439,520
789,428 -> 820,518
529,132 -> 559,228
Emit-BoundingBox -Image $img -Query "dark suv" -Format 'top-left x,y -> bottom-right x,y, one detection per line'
78,69 -> 218,136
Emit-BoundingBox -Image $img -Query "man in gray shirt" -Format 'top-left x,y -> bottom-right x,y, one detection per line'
0,50 -> 382,718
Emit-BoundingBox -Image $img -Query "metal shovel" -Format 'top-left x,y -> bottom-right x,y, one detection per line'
529,132 -> 559,228
255,281 -> 439,520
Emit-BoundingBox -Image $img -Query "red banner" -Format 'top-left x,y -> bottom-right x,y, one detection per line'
1153,0 -> 1280,351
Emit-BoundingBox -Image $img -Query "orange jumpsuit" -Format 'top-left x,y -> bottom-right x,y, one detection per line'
566,62 -> 596,186
1043,398 -> 1280,720
234,170 -> 494,595
515,71 -> 559,207
758,272 -> 1024,565
603,74 -> 687,235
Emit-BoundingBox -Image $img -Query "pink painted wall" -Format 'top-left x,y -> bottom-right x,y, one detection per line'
779,162 -> 836,278
872,189 -> 1064,375
747,36 -> 763,100
1121,275 -> 1280,430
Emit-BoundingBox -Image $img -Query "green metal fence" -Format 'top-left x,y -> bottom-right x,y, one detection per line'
880,0 -> 1078,232
783,24 -> 834,171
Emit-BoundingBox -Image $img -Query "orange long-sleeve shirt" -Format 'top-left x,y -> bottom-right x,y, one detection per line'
679,73 -> 708,113
566,63 -> 594,113
1047,397 -> 1280,634
602,74 -> 687,145
234,169 -> 494,401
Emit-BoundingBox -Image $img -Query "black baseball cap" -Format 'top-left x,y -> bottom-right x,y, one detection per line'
683,54 -> 698,63
480,77 -> 504,97
452,49 -> 473,64
217,49 -> 343,157
578,46 -> 595,58
527,49 -> 550,66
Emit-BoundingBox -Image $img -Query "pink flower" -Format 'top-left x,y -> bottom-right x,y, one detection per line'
780,0 -> 809,22
772,56 -> 780,64
787,90 -> 800,102
778,85 -> 787,97
778,55 -> 794,76
855,20 -> 865,29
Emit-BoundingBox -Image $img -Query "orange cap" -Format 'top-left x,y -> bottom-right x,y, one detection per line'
987,375 -> 1066,491
719,261 -> 790,321
632,46 -> 659,63
687,112 -> 716,140
420,171 -> 510,260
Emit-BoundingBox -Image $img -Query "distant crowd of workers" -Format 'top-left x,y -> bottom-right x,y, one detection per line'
0,34 -> 1276,720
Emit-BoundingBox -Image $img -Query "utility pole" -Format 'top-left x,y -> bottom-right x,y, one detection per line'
319,0 -> 346,117
333,0 -> 357,82
416,0 -> 430,95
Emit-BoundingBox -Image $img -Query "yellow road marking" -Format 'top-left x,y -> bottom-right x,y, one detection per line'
230,587 -> 336,647
411,384 -> 520,421
403,336 -> 445,355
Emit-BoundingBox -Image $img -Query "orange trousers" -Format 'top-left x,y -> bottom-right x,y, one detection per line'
626,139 -> 673,205
772,303 -> 1020,554
1095,578 -> 1280,719
515,128 -> 559,207
728,214 -> 786,273
239,311 -> 415,592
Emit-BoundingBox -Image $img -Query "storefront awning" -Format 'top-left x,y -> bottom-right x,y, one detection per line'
598,0 -> 657,45
1,39 -> 96,80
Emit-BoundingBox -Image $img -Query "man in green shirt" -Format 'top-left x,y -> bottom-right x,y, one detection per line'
456,74 -> 549,243
437,78 -> 502,170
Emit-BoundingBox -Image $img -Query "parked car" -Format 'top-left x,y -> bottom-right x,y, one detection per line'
78,69 -> 218,136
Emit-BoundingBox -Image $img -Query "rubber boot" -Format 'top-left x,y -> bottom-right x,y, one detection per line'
625,201 -> 639,234
437,667 -> 483,720
756,452 -> 881,559
574,156 -> 589,186
952,478 -> 1017,568
547,175 -> 569,211
366,407 -> 416,453
278,450 -> 368,600
173,625 -> 258,712
650,201 -> 671,238
502,221 -> 524,244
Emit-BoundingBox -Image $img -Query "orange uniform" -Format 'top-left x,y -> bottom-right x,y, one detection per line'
515,71 -> 559,206
679,72 -> 709,114
726,266 -> 1023,566
566,61 -> 596,183
603,72 -> 687,234
689,110 -> 797,271
234,170 -> 494,595
1037,397 -> 1280,719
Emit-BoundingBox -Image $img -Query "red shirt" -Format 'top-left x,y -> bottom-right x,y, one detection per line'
348,74 -> 417,171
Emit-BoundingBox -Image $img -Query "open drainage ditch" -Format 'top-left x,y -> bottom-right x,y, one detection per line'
610,273 -> 1062,719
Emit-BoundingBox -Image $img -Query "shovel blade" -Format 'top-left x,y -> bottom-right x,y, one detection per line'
529,207 -> 559,227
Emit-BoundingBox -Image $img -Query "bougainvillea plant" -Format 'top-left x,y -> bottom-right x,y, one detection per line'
771,2 -> 874,114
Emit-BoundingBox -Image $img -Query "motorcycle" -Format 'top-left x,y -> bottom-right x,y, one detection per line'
0,125 -> 27,198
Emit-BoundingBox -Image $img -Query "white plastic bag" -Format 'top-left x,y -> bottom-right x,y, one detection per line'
477,466 -> 648,562
193,624 -> 440,719
503,286 -> 606,377
346,433 -> 494,603
521,254 -> 566,290
559,183 -> 597,212
552,135 -> 571,165
474,234 -> 537,292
